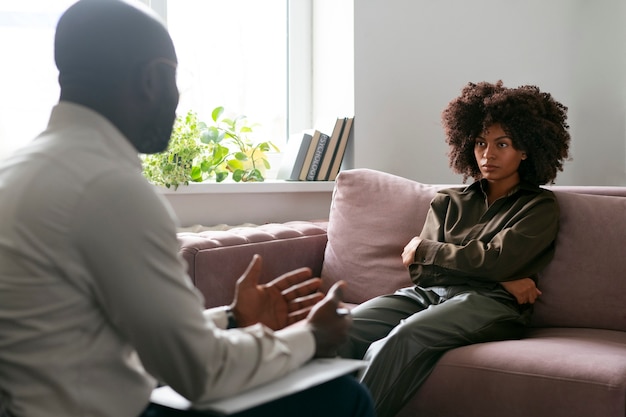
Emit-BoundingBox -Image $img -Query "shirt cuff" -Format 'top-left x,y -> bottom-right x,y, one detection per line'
275,324 -> 316,365
203,308 -> 316,364
203,306 -> 230,329
415,239 -> 443,265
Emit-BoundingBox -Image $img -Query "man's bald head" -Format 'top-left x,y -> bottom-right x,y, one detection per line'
55,0 -> 176,90
54,0 -> 180,154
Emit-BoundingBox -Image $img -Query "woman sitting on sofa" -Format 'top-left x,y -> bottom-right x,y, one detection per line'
338,80 -> 571,417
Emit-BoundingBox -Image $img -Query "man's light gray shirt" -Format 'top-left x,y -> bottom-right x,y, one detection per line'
0,102 -> 314,417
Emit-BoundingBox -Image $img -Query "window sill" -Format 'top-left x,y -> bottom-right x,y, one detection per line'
157,180 -> 336,226
155,180 -> 336,195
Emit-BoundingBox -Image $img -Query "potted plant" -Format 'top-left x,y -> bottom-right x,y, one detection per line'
201,106 -> 279,183
141,107 -> 278,189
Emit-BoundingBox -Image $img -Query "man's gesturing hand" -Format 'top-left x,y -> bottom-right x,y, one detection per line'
230,254 -> 324,330
306,281 -> 352,358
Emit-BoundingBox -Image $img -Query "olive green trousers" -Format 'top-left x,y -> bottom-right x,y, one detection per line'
338,285 -> 530,417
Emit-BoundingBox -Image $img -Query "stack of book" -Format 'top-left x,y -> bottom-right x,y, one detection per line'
285,117 -> 354,181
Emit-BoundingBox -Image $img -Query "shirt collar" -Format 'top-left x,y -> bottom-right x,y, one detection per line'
46,101 -> 142,171
465,178 -> 541,198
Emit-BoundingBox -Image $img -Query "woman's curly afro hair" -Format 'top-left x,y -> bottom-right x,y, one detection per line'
441,80 -> 571,185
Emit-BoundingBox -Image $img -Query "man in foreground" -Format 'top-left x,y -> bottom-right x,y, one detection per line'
0,1 -> 374,416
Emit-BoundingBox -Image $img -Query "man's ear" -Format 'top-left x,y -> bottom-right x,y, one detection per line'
134,60 -> 161,102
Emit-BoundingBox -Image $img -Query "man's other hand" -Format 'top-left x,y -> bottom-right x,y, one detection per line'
306,281 -> 352,358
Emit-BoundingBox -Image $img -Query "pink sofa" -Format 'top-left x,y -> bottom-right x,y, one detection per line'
177,168 -> 626,417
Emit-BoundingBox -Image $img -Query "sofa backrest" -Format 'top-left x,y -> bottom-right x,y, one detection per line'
321,168 -> 626,332
532,191 -> 626,331
178,221 -> 329,308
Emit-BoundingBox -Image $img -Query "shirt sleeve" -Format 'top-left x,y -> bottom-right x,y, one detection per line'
411,190 -> 559,285
72,171 -> 315,403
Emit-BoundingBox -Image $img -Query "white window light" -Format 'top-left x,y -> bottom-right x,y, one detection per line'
0,0 -> 353,178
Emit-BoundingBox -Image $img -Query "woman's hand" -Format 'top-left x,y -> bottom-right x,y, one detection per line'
402,236 -> 422,268
501,278 -> 542,304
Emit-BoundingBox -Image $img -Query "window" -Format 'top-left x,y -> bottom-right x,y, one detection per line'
0,0 -> 353,169
164,0 -> 291,148
0,0 -> 76,160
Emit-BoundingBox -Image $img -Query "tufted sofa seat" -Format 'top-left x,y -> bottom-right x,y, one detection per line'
177,221 -> 328,308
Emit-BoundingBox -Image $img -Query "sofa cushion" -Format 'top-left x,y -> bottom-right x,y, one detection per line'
403,327 -> 626,417
321,169 -> 440,304
532,191 -> 626,331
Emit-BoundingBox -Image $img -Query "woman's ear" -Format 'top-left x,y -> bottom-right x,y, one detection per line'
521,152 -> 527,160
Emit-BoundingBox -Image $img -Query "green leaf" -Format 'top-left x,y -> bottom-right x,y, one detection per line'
202,126 -> 222,144
232,169 -> 244,182
234,152 -> 248,161
211,106 -> 224,122
227,159 -> 244,170
199,130 -> 211,144
200,160 -> 211,172
216,171 -> 228,182
246,169 -> 264,182
190,165 -> 202,181
233,114 -> 247,124
215,144 -> 229,159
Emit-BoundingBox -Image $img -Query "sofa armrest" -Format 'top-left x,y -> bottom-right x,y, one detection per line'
177,221 -> 329,308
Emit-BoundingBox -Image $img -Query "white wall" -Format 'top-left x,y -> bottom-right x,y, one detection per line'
160,182 -> 334,227
311,0 -> 355,134
351,0 -> 626,185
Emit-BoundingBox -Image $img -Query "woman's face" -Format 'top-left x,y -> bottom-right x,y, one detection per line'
474,123 -> 527,186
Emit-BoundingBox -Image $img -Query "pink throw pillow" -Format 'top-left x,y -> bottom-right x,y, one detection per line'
321,169 -> 440,304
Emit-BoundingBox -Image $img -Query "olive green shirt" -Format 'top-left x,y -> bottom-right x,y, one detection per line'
410,179 -> 559,289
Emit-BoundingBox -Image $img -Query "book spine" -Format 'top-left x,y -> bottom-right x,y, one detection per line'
299,131 -> 321,181
306,133 -> 330,181
328,117 -> 354,181
288,133 -> 312,180
316,117 -> 346,181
